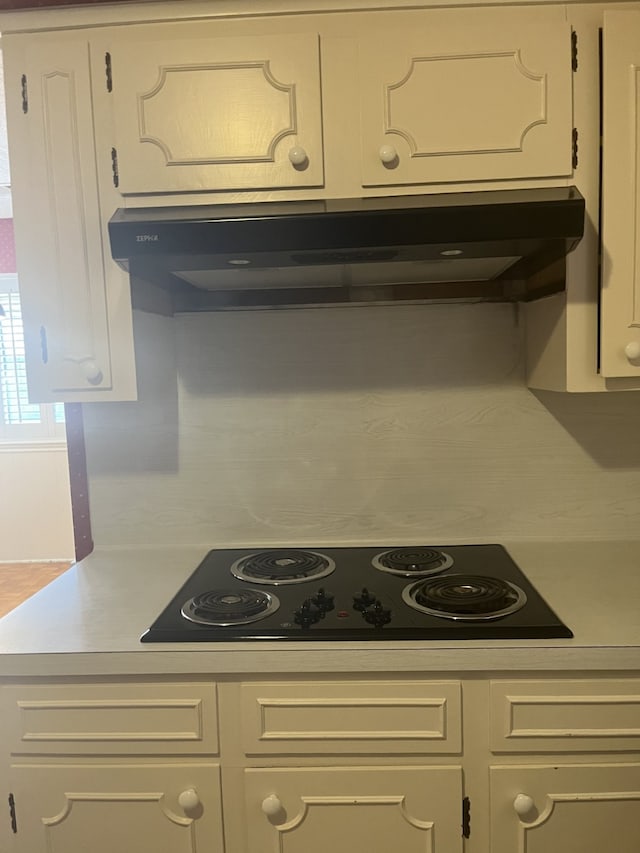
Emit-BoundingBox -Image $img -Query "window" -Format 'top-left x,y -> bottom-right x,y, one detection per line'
0,272 -> 65,442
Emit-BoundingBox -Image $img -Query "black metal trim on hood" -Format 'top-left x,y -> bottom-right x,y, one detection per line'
109,186 -> 584,310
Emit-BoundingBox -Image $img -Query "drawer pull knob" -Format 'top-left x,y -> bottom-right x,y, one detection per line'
624,341 -> 640,363
513,793 -> 535,817
379,144 -> 398,165
288,146 -> 308,168
178,788 -> 200,811
261,794 -> 283,817
82,359 -> 103,385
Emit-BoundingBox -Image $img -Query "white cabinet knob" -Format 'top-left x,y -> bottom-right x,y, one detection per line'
624,341 -> 640,362
288,146 -> 308,167
82,359 -> 103,385
513,793 -> 535,817
379,144 -> 398,165
261,794 -> 283,817
178,788 -> 200,811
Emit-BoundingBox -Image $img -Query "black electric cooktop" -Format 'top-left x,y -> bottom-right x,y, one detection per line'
141,544 -> 572,642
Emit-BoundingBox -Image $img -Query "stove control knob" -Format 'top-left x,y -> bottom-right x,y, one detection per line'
353,588 -> 376,611
178,788 -> 200,811
363,601 -> 392,628
262,794 -> 283,817
294,599 -> 321,628
312,588 -> 335,612
513,794 -> 535,819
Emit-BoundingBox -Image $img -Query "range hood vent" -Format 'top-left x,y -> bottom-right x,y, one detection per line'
109,186 -> 585,310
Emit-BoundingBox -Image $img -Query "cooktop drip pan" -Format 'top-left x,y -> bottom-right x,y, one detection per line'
141,544 -> 572,642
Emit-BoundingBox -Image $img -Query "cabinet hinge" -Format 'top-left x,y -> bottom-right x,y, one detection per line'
462,796 -> 471,839
571,30 -> 578,71
8,793 -> 17,833
20,74 -> 28,113
111,147 -> 119,187
572,127 -> 579,169
105,51 -> 113,92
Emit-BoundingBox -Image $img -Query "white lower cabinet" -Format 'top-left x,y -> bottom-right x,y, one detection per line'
2,676 -> 640,853
8,763 -> 224,853
490,763 -> 640,853
243,765 -> 463,853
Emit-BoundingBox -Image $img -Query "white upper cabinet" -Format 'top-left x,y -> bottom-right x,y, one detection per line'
356,7 -> 573,187
5,0 -> 640,397
101,6 -> 574,200
601,10 -> 640,378
108,31 -> 324,195
3,37 -> 136,402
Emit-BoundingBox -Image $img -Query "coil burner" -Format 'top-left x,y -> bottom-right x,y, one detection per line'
230,549 -> 335,585
181,589 -> 280,626
403,574 -> 527,621
372,547 -> 454,577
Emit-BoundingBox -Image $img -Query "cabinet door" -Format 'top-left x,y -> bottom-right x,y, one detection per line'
3,37 -> 136,402
601,12 -> 640,378
9,762 -> 223,853
108,31 -> 324,195
357,7 -> 573,188
490,763 -> 640,853
244,765 -> 463,853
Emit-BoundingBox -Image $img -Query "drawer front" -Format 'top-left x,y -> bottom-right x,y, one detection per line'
491,679 -> 640,752
2,681 -> 218,755
240,680 -> 461,754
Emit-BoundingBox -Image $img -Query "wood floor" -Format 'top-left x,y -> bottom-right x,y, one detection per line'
0,562 -> 72,618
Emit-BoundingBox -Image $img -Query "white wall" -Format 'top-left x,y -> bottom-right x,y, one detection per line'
82,303 -> 640,549
0,444 -> 74,561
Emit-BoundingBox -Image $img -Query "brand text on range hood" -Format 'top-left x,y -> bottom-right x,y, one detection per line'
109,187 -> 585,309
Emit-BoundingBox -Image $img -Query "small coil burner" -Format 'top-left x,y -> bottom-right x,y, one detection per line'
372,547 -> 454,577
181,589 -> 280,626
403,574 -> 527,621
230,549 -> 335,585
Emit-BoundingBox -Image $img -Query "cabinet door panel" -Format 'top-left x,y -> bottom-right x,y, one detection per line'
244,765 -> 463,853
109,32 -> 324,194
2,681 -> 219,755
491,763 -> 640,853
9,763 -> 223,853
358,7 -> 573,187
601,11 -> 640,377
240,680 -> 462,755
490,678 -> 640,752
4,39 -> 130,400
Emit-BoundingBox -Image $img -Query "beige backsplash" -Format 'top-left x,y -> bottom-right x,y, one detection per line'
82,302 -> 640,548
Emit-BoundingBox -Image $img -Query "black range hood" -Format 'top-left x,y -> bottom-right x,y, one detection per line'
109,186 -> 585,310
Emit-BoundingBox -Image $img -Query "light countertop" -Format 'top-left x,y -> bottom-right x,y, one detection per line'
0,540 -> 639,677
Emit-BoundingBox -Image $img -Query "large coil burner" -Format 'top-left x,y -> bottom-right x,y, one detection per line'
402,574 -> 527,621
